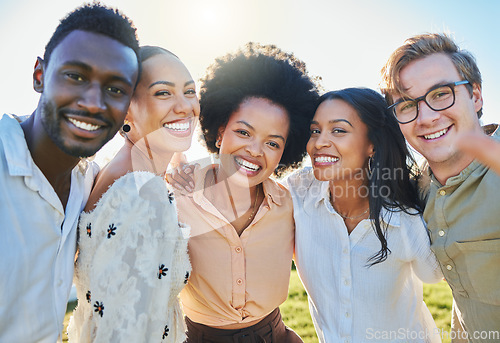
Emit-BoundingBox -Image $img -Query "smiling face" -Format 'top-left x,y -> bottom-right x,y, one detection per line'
307,99 -> 373,182
36,30 -> 139,158
218,97 -> 289,188
127,52 -> 200,153
396,53 -> 483,174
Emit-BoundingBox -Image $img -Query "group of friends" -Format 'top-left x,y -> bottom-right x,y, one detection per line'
0,3 -> 499,343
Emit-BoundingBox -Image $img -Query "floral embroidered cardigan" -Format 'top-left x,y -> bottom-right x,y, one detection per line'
68,172 -> 191,343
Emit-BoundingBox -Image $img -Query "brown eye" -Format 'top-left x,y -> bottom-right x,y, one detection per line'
155,90 -> 171,96
267,141 -> 280,149
66,73 -> 84,82
106,86 -> 125,95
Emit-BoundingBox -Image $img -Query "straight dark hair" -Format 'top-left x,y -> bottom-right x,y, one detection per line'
318,88 -> 423,266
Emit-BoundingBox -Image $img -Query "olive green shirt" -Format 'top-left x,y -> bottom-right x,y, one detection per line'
424,132 -> 500,342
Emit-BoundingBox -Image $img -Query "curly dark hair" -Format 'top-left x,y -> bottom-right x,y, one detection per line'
318,88 -> 424,266
43,3 -> 140,67
199,42 -> 320,177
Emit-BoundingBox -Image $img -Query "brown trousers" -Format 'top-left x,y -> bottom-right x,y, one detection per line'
184,308 -> 303,343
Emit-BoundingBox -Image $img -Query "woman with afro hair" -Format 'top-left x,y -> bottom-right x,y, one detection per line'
173,43 -> 319,342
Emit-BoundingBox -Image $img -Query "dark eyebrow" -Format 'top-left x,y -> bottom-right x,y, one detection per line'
397,80 -> 454,102
61,60 -> 134,88
269,134 -> 286,142
236,120 -> 286,142
310,119 -> 353,127
149,81 -> 173,88
61,60 -> 91,72
148,80 -> 195,89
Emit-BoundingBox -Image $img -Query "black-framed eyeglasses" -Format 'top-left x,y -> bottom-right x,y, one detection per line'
388,80 -> 470,124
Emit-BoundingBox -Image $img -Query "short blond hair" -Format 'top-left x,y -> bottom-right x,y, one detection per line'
380,33 -> 482,117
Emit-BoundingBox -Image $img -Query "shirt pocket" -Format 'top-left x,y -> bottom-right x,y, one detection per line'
455,238 -> 500,305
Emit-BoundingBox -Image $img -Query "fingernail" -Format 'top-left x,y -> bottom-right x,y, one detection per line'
189,182 -> 195,188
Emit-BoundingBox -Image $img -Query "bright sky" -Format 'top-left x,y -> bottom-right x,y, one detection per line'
1,0 -> 499,163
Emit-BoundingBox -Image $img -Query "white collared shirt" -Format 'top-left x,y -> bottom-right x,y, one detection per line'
0,114 -> 98,342
286,168 -> 442,343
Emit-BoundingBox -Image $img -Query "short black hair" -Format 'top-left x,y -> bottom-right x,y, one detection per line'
199,42 -> 319,177
43,3 -> 140,67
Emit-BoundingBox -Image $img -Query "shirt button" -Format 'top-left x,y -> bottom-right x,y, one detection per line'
236,278 -> 243,285
439,190 -> 446,196
438,230 -> 445,237
446,264 -> 453,271
57,279 -> 63,287
235,246 -> 242,253
344,339 -> 351,343
344,279 -> 350,286
343,248 -> 348,254
345,312 -> 350,318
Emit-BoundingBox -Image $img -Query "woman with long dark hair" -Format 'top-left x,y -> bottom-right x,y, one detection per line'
287,88 -> 442,343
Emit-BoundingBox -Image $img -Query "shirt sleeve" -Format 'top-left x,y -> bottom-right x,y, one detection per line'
401,213 -> 443,283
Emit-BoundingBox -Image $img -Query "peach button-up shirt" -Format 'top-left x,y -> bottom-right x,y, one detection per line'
177,166 -> 295,327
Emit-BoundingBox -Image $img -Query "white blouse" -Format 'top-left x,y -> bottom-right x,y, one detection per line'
68,172 -> 191,343
286,168 -> 442,343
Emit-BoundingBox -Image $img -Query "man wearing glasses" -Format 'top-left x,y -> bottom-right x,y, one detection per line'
381,33 -> 500,343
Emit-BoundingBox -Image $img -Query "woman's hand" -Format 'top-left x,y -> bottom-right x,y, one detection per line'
165,163 -> 197,194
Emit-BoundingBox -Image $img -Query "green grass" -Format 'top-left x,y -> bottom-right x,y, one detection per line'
63,270 -> 452,343
423,280 -> 453,343
63,300 -> 77,342
280,269 -> 319,343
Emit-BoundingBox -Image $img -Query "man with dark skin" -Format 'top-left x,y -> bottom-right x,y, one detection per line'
0,4 -> 139,342
23,30 -> 139,207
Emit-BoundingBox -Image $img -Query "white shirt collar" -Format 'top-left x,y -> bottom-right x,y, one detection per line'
0,114 -> 34,176
0,114 -> 90,177
312,180 -> 401,228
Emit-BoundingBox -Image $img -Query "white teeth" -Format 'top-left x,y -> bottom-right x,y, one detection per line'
164,122 -> 190,131
236,157 -> 260,171
315,156 -> 339,163
68,118 -> 100,131
424,128 -> 448,140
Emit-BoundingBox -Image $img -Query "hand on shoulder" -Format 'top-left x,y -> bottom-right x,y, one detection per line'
165,162 -> 198,195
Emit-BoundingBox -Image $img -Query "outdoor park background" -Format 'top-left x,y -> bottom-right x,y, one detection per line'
1,0 -> 497,342
1,0 -> 499,163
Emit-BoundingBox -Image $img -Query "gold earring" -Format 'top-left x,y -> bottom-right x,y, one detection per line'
368,155 -> 374,174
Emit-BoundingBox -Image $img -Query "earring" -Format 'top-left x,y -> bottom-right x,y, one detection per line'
368,155 -> 374,174
215,139 -> 221,148
122,124 -> 131,133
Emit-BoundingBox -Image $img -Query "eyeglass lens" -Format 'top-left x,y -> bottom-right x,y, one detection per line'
394,85 -> 455,123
